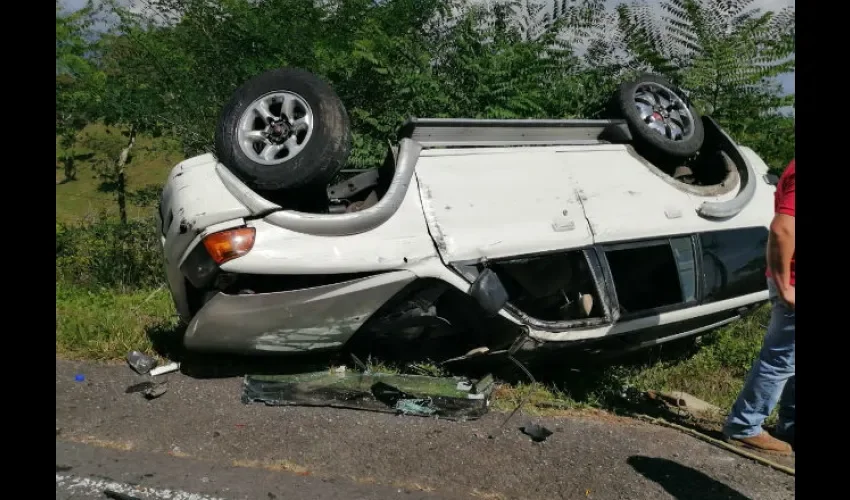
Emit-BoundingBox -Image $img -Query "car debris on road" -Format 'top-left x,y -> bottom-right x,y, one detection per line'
104,489 -> 144,500
125,381 -> 168,400
149,362 -> 180,377
126,350 -> 157,376
241,368 -> 495,421
123,351 -> 179,400
520,423 -> 554,443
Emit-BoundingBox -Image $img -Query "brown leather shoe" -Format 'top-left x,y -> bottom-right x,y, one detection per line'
726,432 -> 792,455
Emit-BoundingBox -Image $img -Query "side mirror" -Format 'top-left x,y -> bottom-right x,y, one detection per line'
469,268 -> 509,317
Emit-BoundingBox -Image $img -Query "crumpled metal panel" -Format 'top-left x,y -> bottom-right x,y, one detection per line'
183,271 -> 416,353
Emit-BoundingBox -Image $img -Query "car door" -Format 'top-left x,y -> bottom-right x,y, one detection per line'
457,247 -> 617,331
596,235 -> 700,320
414,147 -> 617,331
590,230 -> 769,347
413,147 -> 595,263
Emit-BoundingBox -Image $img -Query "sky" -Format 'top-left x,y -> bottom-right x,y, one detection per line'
59,0 -> 794,94
740,0 -> 795,95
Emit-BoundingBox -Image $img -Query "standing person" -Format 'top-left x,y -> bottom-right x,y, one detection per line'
723,159 -> 795,455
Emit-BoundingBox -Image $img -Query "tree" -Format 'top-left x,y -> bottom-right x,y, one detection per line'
88,29 -> 163,224
613,0 -> 795,168
56,0 -> 102,182
615,0 -> 794,114
81,0 -> 793,174
79,126 -> 136,224
66,0 -> 185,224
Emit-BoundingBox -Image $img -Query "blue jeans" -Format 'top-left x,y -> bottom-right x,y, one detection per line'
724,280 -> 795,439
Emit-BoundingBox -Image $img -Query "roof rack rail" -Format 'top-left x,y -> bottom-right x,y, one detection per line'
397,117 -> 633,148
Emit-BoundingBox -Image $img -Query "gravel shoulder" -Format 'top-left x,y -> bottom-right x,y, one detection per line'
56,359 -> 795,499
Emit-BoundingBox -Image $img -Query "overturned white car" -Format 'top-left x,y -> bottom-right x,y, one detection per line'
158,68 -> 777,362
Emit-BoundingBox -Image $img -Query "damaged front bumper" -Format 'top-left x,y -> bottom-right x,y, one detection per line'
183,271 -> 416,353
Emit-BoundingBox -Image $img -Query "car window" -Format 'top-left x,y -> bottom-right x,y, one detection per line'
604,237 -> 696,316
699,227 -> 769,302
670,237 -> 697,302
488,250 -> 604,322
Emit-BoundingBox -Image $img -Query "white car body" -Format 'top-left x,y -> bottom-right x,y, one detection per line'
158,117 -> 776,359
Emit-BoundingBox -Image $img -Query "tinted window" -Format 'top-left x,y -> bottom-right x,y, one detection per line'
700,227 -> 769,302
670,237 -> 697,302
605,237 -> 696,315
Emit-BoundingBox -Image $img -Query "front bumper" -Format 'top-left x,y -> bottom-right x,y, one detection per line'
182,270 -> 416,353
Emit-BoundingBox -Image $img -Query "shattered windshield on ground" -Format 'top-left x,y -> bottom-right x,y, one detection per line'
242,368 -> 495,420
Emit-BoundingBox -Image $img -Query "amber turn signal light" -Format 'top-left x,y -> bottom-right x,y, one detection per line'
202,227 -> 256,265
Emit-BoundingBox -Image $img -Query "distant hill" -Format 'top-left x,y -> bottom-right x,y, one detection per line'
56,124 -> 184,223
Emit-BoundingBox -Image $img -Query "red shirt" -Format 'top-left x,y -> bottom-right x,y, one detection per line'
766,159 -> 795,286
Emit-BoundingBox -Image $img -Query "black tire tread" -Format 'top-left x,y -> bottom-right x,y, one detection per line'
214,68 -> 352,192
615,73 -> 705,158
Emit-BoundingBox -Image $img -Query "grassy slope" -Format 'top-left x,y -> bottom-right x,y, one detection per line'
55,126 -> 769,417
492,312 -> 768,412
56,124 -> 183,359
56,124 -> 184,223
56,283 -> 178,361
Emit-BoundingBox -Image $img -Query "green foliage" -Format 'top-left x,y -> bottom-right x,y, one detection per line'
57,0 -> 794,170
717,82 -> 794,172
613,0 -> 795,167
56,123 -> 182,223
56,282 -> 175,360
616,1 -> 794,99
78,126 -> 129,179
618,306 -> 770,410
56,215 -> 164,291
56,0 -> 105,180
128,184 -> 165,207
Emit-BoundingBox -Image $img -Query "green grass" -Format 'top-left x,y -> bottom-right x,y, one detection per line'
491,382 -> 588,414
56,124 -> 184,223
621,307 -> 769,411
490,307 -> 770,417
56,283 -> 178,361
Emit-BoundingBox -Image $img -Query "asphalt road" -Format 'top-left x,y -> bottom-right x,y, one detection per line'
56,359 -> 795,499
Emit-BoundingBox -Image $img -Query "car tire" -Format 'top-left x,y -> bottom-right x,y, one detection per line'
614,74 -> 705,159
214,68 -> 352,192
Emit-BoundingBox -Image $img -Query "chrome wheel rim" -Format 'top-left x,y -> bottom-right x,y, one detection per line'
633,83 -> 695,141
237,91 -> 314,165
